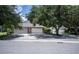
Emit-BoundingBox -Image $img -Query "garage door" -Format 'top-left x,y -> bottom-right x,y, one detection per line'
32,27 -> 43,34
14,27 -> 28,34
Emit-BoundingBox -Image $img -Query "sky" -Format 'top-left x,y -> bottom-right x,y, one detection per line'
16,5 -> 32,21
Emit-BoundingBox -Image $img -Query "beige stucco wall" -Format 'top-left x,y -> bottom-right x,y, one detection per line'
14,27 -> 43,34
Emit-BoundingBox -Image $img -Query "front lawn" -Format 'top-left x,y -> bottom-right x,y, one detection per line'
0,32 -> 8,38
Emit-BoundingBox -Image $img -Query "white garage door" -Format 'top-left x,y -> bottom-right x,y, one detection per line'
32,27 -> 43,34
14,27 -> 28,34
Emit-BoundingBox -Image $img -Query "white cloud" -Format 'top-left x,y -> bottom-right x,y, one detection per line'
21,16 -> 27,22
15,5 -> 23,15
15,6 -> 28,22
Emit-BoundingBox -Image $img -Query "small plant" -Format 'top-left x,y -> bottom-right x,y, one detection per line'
42,27 -> 52,34
0,32 -> 8,39
64,28 -> 79,35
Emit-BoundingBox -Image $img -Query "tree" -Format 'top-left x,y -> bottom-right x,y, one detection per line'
63,6 -> 79,35
0,5 -> 22,34
27,6 -> 39,26
50,5 -> 65,35
27,5 -> 79,35
27,5 -> 66,35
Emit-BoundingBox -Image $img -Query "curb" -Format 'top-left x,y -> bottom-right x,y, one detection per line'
11,39 -> 79,43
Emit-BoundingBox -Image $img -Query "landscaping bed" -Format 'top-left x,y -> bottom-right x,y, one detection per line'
0,32 -> 9,40
0,32 -> 7,37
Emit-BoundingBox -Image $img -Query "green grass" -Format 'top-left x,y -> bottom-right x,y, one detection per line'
0,32 -> 8,38
0,32 -> 7,36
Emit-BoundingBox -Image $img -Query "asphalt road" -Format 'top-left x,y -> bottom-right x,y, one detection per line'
0,41 -> 79,54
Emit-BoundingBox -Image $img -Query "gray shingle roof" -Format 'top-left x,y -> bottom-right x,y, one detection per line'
22,21 -> 43,27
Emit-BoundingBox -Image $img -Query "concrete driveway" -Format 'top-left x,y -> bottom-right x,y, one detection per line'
0,34 -> 79,54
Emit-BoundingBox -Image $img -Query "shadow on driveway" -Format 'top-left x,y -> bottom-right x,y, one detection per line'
0,34 -> 24,40
0,33 -> 79,40
29,34 -> 79,40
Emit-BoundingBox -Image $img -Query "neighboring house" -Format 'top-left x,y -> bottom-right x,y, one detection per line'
51,26 -> 65,34
14,21 -> 43,34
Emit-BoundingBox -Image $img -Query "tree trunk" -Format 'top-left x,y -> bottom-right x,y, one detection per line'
55,28 -> 59,35
75,27 -> 78,35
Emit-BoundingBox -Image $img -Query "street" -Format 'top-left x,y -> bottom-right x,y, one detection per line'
0,40 -> 79,54
0,34 -> 79,54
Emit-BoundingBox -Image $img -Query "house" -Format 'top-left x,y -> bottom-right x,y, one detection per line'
51,26 -> 65,34
14,20 -> 66,35
14,21 -> 43,34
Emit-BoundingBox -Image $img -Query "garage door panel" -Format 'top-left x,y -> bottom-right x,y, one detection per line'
14,28 -> 28,34
32,28 -> 42,34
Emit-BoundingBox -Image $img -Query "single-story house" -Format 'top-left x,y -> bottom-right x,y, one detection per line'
14,21 -> 43,34
14,21 -> 65,35
51,26 -> 65,34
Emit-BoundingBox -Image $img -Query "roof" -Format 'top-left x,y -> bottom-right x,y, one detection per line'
22,21 -> 43,27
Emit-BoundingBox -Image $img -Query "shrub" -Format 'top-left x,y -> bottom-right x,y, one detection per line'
65,28 -> 79,35
42,27 -> 51,34
0,32 -> 8,38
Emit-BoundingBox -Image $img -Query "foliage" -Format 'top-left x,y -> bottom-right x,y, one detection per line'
0,32 -> 7,36
27,5 -> 66,35
0,5 -> 22,34
63,6 -> 79,35
42,27 -> 51,34
0,32 -> 8,38
27,5 -> 79,35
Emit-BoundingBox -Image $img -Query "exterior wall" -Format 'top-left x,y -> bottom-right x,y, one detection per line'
32,27 -> 43,34
51,27 -> 65,34
14,27 -> 28,34
14,27 -> 43,34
